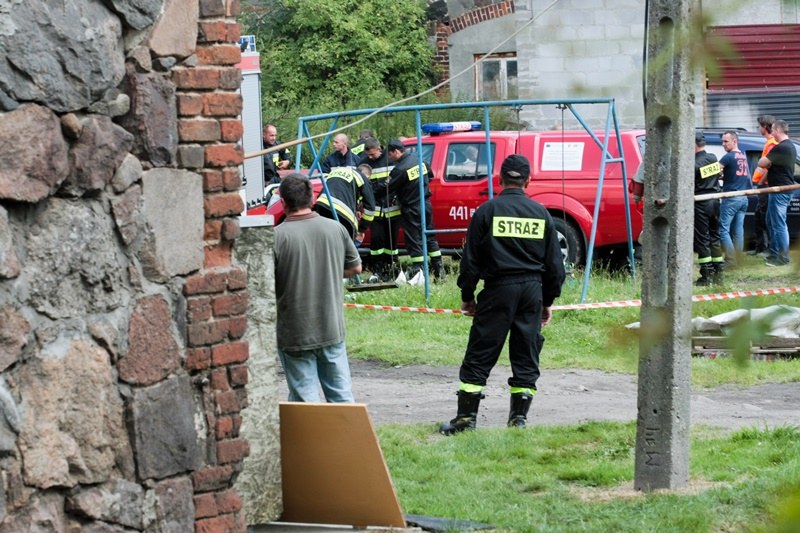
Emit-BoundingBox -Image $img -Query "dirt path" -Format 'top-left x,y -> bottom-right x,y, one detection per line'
282,360 -> 800,431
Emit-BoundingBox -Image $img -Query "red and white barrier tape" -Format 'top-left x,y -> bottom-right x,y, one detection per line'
343,286 -> 800,314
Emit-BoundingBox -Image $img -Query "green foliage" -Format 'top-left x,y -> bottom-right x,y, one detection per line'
377,423 -> 800,532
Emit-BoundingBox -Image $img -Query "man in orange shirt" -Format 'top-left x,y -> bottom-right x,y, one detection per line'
747,115 -> 777,256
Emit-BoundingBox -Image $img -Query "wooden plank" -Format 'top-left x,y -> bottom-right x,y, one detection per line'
279,402 -> 406,528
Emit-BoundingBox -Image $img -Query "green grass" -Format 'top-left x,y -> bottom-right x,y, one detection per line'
345,252 -> 800,387
377,422 -> 800,532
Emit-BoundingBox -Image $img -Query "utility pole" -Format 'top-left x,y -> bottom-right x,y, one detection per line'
634,0 -> 697,491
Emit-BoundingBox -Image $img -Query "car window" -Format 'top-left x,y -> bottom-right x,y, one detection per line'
406,143 -> 435,167
444,142 -> 493,182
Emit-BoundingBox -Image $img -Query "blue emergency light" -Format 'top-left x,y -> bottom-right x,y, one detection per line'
421,121 -> 482,134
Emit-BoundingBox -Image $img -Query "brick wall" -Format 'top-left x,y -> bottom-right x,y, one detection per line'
176,1 -> 250,531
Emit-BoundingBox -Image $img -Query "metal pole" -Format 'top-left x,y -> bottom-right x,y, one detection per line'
634,0 -> 696,492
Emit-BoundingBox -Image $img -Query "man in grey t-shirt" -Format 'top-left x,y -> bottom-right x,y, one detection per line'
274,174 -> 362,402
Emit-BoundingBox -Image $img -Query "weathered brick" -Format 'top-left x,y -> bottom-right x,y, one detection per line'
226,267 -> 247,290
186,347 -> 212,370
197,44 -> 242,66
202,169 -> 224,192
211,341 -> 248,366
229,365 -> 248,386
196,514 -> 235,533
178,118 -> 221,142
177,93 -> 204,116
177,144 -> 205,169
193,465 -> 234,492
198,0 -> 226,17
194,493 -> 218,519
187,296 -> 213,322
226,316 -> 247,339
215,489 -> 243,514
203,93 -> 242,117
219,120 -> 243,143
229,0 -> 240,16
218,67 -> 242,90
205,220 -> 223,241
205,144 -> 243,167
204,241 -> 233,268
217,438 -> 249,464
235,388 -> 248,410
212,293 -> 248,317
221,218 -> 240,240
204,193 -> 244,217
187,320 -> 229,347
210,368 -> 229,391
172,67 -> 221,90
231,414 -> 242,435
184,270 -> 228,295
221,167 -> 241,191
215,416 -> 234,439
215,390 -> 240,414
198,20 -> 228,42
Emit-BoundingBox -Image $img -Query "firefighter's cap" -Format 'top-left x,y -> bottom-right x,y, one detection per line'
501,154 -> 530,179
387,139 -> 405,152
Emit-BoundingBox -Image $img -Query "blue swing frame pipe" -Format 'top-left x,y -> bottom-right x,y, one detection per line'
293,98 -> 636,304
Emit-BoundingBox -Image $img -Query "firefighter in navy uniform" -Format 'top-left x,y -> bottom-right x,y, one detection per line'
385,139 -> 445,280
440,155 -> 566,435
694,132 -> 725,285
361,137 -> 401,281
313,166 -> 376,241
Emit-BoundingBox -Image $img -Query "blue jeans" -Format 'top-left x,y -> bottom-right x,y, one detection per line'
766,192 -> 793,262
719,196 -> 748,257
278,341 -> 354,403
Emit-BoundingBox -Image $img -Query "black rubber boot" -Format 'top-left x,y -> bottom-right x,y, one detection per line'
431,257 -> 446,282
712,262 -> 724,285
507,392 -> 534,428
695,264 -> 714,286
439,391 -> 483,436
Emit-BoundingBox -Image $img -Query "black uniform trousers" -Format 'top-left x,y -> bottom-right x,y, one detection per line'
751,191 -> 769,252
459,277 -> 544,389
314,204 -> 356,240
401,202 -> 440,263
369,215 -> 400,269
694,198 -> 722,260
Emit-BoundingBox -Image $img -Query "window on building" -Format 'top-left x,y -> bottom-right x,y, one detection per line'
475,54 -> 517,101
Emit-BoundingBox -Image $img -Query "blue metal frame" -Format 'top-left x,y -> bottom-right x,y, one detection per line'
293,99 -> 635,304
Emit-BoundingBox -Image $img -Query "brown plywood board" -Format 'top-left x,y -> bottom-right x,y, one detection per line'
279,402 -> 406,528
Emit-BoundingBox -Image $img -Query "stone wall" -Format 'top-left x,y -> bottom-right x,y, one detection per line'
0,0 -> 252,531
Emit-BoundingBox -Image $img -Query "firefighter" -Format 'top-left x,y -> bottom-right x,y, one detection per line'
385,139 -> 444,280
440,155 -> 566,435
313,166 -> 375,241
361,137 -> 401,281
694,132 -> 725,285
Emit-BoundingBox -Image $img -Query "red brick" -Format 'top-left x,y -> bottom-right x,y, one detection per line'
177,93 -> 204,116
194,493 -> 218,519
192,465 -> 234,492
229,365 -> 248,386
205,144 -> 243,167
186,347 -> 212,371
198,0 -> 226,17
204,242 -> 233,268
184,271 -> 228,295
216,416 -> 234,439
197,44 -> 242,66
203,93 -> 242,117
210,368 -> 230,391
226,267 -> 247,290
219,119 -> 243,142
187,320 -> 228,347
217,438 -> 249,464
226,21 -> 241,42
215,489 -> 243,514
196,515 -> 235,533
221,167 -> 241,191
221,218 -> 240,240
226,316 -> 247,339
229,0 -> 240,16
212,293 -> 248,317
187,296 -> 213,322
205,220 -> 223,241
215,390 -> 240,414
202,169 -> 224,192
218,67 -> 242,90
172,67 -> 220,90
198,21 -> 228,42
211,341 -> 248,366
204,193 -> 244,217
178,118 -> 220,142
